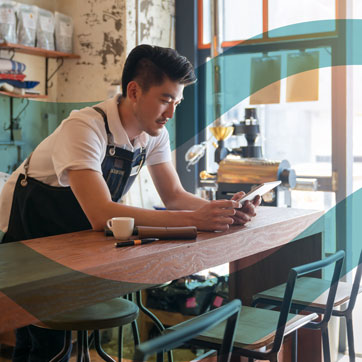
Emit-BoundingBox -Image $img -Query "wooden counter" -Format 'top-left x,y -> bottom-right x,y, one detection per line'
0,206 -> 323,334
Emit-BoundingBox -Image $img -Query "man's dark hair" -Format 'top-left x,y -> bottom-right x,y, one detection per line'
121,44 -> 196,96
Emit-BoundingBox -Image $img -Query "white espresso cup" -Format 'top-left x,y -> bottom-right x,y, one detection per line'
106,217 -> 134,240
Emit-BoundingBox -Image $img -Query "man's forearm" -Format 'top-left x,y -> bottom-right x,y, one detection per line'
164,190 -> 210,211
92,197 -> 238,233
91,201 -> 195,230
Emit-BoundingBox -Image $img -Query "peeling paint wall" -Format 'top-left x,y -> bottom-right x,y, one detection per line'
124,0 -> 176,209
55,0 -> 127,102
126,0 -> 175,53
55,0 -> 175,103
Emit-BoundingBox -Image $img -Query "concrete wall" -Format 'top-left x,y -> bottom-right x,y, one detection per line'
55,0 -> 127,102
55,0 -> 175,103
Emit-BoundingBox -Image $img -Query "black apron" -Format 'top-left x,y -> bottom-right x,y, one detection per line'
2,105 -> 146,243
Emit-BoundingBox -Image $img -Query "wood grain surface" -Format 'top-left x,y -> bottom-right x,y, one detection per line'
0,207 -> 323,333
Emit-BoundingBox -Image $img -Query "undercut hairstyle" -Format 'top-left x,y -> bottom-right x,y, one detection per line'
121,44 -> 197,97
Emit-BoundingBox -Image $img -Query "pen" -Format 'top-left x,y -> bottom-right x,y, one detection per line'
115,238 -> 159,247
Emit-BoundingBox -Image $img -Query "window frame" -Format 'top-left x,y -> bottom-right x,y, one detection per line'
198,0 -> 340,49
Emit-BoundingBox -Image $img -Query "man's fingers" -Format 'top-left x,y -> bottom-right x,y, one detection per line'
214,223 -> 230,232
214,208 -> 236,217
253,195 -> 262,206
210,199 -> 239,209
241,201 -> 257,216
234,210 -> 251,222
231,191 -> 246,202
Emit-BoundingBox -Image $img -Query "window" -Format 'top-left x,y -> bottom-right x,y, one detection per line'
199,0 -> 338,48
199,0 -> 340,211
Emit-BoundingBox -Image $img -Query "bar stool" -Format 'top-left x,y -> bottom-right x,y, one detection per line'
34,297 -> 139,362
252,250 -> 362,362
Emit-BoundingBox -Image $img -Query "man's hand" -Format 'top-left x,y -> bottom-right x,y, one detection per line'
231,191 -> 261,225
191,199 -> 240,232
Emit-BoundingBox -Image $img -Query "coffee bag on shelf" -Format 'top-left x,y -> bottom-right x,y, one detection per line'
55,11 -> 73,53
36,8 -> 54,50
16,4 -> 38,47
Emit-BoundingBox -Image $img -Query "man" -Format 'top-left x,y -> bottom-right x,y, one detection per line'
0,45 -> 259,360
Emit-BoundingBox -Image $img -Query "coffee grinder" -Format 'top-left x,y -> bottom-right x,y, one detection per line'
200,108 -> 296,207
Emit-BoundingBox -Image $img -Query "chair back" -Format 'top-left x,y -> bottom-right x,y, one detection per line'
134,299 -> 241,362
271,250 -> 345,354
346,249 -> 362,312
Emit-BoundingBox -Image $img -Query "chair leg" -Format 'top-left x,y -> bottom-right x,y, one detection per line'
157,351 -> 164,362
136,291 -> 165,333
131,319 -> 140,345
136,290 -> 173,362
346,315 -> 356,362
50,330 -> 72,362
77,331 -> 84,362
94,330 -> 116,362
118,326 -> 123,362
83,331 -> 90,362
88,331 -> 94,348
322,327 -> 331,362
291,330 -> 298,362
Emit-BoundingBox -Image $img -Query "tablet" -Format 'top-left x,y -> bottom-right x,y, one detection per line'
237,180 -> 281,207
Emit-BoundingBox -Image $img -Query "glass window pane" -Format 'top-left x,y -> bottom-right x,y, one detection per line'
202,0 -> 211,44
202,0 -> 263,45
259,50 -> 332,179
223,0 -> 263,41
353,2 -> 362,194
353,65 -> 362,192
268,0 -> 336,37
204,48 -> 333,210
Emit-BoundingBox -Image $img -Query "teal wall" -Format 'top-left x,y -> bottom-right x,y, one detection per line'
0,97 -> 96,173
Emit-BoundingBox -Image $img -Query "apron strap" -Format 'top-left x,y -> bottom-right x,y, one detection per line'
93,107 -> 111,135
93,106 -> 116,155
20,152 -> 33,187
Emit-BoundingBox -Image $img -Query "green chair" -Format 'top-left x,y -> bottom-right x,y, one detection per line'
35,297 -> 139,362
180,250 -> 344,362
134,299 -> 241,362
253,249 -> 361,362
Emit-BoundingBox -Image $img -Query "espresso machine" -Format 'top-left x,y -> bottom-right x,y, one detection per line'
198,108 -> 296,207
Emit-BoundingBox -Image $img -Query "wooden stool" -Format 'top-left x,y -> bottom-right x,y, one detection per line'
35,297 -> 139,362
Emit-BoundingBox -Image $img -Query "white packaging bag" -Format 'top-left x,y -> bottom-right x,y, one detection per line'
0,0 -> 17,43
55,11 -> 73,53
36,8 -> 55,50
16,4 -> 38,47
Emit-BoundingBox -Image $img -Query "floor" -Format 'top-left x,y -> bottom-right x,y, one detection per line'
0,326 -> 196,362
1,343 -> 360,362
0,346 -> 195,362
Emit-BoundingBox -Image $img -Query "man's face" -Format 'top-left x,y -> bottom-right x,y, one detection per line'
133,78 -> 184,137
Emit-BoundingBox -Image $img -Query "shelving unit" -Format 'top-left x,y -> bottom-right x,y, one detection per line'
0,91 -> 47,99
0,42 -> 80,95
0,42 -> 80,167
0,42 -> 80,58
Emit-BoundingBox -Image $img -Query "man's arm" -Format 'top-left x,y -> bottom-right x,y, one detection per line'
68,169 -> 238,231
147,161 -> 208,210
148,162 -> 260,225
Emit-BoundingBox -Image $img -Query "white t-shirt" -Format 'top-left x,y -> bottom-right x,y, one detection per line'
0,95 -> 171,237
